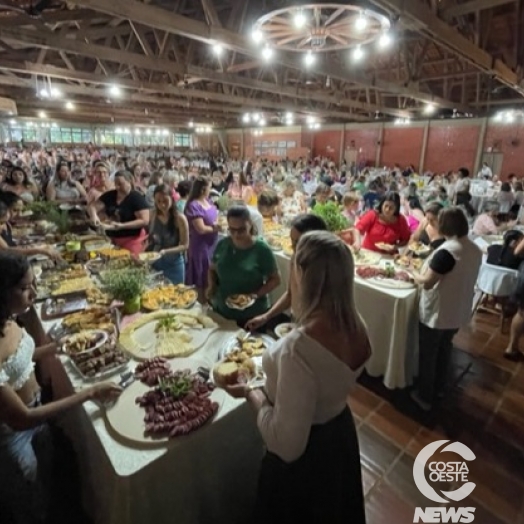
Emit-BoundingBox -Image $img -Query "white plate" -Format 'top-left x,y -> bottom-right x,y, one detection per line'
375,242 -> 396,252
352,250 -> 382,266
408,243 -> 431,255
274,323 -> 296,339
138,252 -> 161,263
105,357 -> 224,446
225,295 -> 256,310
119,310 -> 218,360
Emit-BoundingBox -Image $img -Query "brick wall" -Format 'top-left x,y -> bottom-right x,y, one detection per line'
380,126 -> 424,170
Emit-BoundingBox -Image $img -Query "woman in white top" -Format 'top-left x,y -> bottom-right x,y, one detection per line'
0,253 -> 122,523
412,207 -> 482,411
227,231 -> 370,524
46,161 -> 87,203
279,176 -> 306,222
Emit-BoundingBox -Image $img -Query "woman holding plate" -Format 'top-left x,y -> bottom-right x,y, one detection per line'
207,206 -> 280,325
87,170 -> 150,257
353,192 -> 411,254
225,231 -> 369,524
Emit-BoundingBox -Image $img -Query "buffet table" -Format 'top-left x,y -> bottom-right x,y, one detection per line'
39,310 -> 264,524
271,251 -> 419,389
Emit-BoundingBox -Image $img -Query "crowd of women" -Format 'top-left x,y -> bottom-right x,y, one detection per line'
1,144 -> 524,523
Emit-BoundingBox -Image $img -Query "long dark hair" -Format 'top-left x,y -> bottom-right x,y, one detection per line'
5,166 -> 31,188
187,176 -> 209,205
377,192 -> 401,216
153,184 -> 179,234
0,252 -> 30,336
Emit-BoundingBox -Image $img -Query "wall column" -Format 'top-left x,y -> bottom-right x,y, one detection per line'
474,117 -> 488,175
339,124 -> 345,165
419,120 -> 429,172
375,122 -> 384,167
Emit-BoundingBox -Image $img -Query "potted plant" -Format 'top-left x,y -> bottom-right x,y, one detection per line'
312,201 -> 353,244
102,267 -> 147,315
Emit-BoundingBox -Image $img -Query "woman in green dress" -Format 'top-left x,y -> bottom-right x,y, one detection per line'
207,206 -> 281,325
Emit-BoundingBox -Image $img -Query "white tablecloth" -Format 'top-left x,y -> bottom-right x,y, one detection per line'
40,311 -> 264,524
476,261 -> 519,296
270,252 -> 419,389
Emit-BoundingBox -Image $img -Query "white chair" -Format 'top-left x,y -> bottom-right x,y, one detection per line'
473,262 -> 519,330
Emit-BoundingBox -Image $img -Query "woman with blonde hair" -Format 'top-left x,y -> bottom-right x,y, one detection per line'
227,231 -> 369,524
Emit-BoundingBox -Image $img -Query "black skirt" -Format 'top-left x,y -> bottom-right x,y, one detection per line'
254,407 -> 366,524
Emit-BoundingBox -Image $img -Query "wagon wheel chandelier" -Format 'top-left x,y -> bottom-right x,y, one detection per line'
251,3 -> 393,65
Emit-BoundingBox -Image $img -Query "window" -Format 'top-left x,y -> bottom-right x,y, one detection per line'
174,133 -> 190,147
254,140 -> 291,158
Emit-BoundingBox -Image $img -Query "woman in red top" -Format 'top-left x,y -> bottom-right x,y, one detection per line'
353,192 -> 411,253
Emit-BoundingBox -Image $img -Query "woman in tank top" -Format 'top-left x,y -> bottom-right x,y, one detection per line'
0,252 -> 122,523
146,184 -> 189,284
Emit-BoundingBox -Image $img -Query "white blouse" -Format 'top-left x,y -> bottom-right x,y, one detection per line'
257,328 -> 362,463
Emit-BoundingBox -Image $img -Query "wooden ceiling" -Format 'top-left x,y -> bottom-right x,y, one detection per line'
0,0 -> 521,128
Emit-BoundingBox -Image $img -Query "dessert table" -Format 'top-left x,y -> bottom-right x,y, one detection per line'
39,310 -> 264,524
270,251 -> 419,389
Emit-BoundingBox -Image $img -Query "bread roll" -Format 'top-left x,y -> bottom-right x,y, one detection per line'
213,362 -> 240,387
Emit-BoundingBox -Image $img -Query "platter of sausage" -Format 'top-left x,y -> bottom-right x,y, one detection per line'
355,265 -> 416,289
105,357 -> 224,446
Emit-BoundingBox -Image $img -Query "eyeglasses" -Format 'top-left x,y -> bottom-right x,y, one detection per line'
228,226 -> 247,234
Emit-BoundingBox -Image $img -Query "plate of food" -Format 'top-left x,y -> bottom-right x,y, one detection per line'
356,265 -> 415,289
352,249 -> 382,266
51,276 -> 95,297
214,331 -> 272,388
274,322 -> 296,339
41,293 -> 89,320
119,309 -> 218,360
374,242 -> 396,252
61,329 -> 109,356
225,294 -> 256,310
408,242 -> 431,256
68,337 -> 129,380
141,284 -> 198,311
105,358 -> 224,445
60,306 -> 120,335
394,255 -> 424,272
139,252 -> 161,263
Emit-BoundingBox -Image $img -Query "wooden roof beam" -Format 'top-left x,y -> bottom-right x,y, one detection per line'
442,0 -> 516,19
70,0 -> 463,110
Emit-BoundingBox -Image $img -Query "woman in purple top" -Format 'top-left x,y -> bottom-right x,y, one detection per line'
184,176 -> 221,298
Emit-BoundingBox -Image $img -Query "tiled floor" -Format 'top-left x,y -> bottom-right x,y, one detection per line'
353,310 -> 524,524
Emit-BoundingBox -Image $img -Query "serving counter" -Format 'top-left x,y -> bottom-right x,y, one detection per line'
40,311 -> 264,524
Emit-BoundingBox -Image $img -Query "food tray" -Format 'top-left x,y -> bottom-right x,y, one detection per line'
105,358 -> 225,446
218,332 -> 274,361
61,329 -> 109,356
41,292 -> 88,321
68,341 -> 130,382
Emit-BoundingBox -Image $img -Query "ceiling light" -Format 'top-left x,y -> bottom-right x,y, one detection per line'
205,126 -> 212,133
352,46 -> 364,61
38,111 -> 47,118
135,128 -> 141,135
261,45 -> 273,61
242,113 -> 251,123
39,88 -> 49,98
9,119 -> 16,125
306,115 -> 315,124
259,119 -> 266,126
50,87 -> 62,98
313,122 -> 321,129
378,32 -> 392,49
115,127 -> 123,134
506,112 -> 515,123
162,129 -> 169,136
124,128 -> 130,134
252,28 -> 263,43
109,85 -> 122,97
252,113 -> 260,122
355,12 -> 368,31
51,122 -> 58,128
65,101 -> 75,111
293,11 -> 307,29
304,51 -> 316,67
146,129 -> 152,135
212,43 -> 223,56
424,103 -> 436,115
188,121 -> 194,128
494,112 -> 503,122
